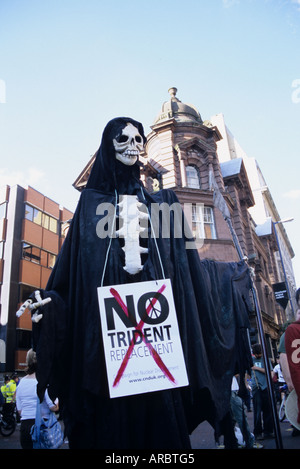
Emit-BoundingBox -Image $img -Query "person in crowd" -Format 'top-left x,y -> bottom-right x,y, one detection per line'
273,356 -> 286,404
250,343 -> 274,440
230,375 -> 263,449
0,375 -> 16,422
11,373 -> 21,422
279,290 -> 300,388
278,290 -> 300,437
16,349 -> 59,449
279,328 -> 295,391
11,373 -> 20,387
285,289 -> 300,432
0,375 -> 10,401
242,377 -> 252,412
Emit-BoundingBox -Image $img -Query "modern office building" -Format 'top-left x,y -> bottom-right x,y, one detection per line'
0,184 -> 72,371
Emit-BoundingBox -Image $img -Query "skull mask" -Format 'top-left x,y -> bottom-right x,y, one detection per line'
113,123 -> 144,166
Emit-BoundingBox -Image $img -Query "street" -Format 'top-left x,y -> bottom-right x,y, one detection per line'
190,409 -> 300,449
1,408 -> 299,451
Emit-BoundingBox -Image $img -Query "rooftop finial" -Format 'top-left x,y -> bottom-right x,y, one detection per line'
168,87 -> 177,98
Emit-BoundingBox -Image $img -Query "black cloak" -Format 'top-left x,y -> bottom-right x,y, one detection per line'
32,117 -> 253,449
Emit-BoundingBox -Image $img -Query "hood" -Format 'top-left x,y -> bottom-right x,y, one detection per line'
85,117 -> 147,194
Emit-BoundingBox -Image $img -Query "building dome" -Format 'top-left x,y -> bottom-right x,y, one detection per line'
153,87 -> 203,125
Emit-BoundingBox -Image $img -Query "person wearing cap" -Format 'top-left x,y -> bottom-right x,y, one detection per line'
1,375 -> 16,422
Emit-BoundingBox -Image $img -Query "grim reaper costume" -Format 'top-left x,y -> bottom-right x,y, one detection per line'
30,117 -> 253,449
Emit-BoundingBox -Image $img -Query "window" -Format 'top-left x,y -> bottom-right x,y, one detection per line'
33,208 -> 42,225
0,202 -> 7,219
42,213 -> 58,233
48,253 -> 56,268
31,246 -> 41,264
25,204 -> 34,221
49,217 -> 58,233
192,205 -> 216,240
25,204 -> 42,225
22,242 -> 56,268
22,243 -> 41,263
25,204 -> 58,233
203,207 -> 217,239
42,214 -> 50,229
22,243 -> 33,261
19,284 -> 36,303
16,329 -> 32,349
186,165 -> 200,189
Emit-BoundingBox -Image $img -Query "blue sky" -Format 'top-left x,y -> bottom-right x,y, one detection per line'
0,0 -> 299,288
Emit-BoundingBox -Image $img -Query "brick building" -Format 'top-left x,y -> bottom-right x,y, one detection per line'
145,88 -> 294,355
0,184 -> 72,371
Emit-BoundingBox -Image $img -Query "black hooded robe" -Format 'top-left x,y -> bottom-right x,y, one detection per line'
32,117 -> 253,449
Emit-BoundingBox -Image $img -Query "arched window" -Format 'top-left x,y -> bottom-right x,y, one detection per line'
186,165 -> 200,189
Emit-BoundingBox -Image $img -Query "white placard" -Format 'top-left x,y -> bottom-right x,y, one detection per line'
97,279 -> 189,398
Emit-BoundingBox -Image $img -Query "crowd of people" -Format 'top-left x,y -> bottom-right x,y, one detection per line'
216,287 -> 300,449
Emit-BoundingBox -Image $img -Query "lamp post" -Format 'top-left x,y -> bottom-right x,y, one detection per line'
273,218 -> 295,316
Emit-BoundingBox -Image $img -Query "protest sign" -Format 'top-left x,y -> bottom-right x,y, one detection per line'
97,279 -> 189,398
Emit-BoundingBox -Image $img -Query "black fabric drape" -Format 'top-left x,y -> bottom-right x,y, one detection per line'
31,117 -> 253,449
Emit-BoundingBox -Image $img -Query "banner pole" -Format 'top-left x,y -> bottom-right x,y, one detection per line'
225,216 -> 283,449
209,169 -> 283,448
